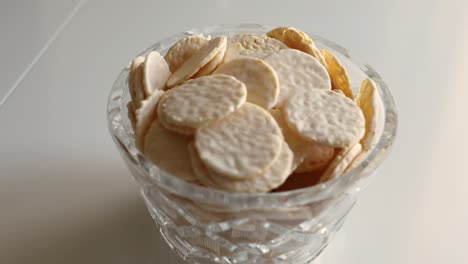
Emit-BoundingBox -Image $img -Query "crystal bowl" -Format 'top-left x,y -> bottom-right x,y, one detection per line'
107,24 -> 397,264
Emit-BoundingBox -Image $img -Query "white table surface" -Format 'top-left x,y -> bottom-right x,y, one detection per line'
1,0 -> 467,263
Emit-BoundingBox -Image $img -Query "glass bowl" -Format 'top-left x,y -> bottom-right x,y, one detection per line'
107,24 -> 397,264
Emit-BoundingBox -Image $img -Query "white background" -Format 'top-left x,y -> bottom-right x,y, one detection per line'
1,0 -> 467,263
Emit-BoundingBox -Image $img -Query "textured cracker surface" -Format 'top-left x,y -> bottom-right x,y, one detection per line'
193,45 -> 226,77
161,75 -> 247,128
224,34 -> 287,62
321,49 -> 353,99
214,58 -> 279,109
267,27 -> 326,66
156,92 -> 195,135
356,79 -> 384,151
264,49 -> 331,107
188,143 -> 219,188
143,51 -> 171,94
134,90 -> 164,152
167,36 -> 227,87
208,141 -> 293,193
269,108 -> 309,170
320,143 -> 362,183
285,89 -> 365,148
294,142 -> 335,173
195,103 -> 283,179
164,34 -> 210,72
143,119 -> 195,181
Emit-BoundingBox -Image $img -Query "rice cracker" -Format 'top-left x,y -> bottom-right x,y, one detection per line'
164,34 -> 210,72
207,141 -> 293,193
157,91 -> 195,135
143,51 -> 171,93
224,34 -> 287,62
143,119 -> 195,182
355,79 -> 384,151
167,36 -> 227,87
134,90 -> 165,152
264,49 -> 331,107
321,49 -> 353,99
214,57 -> 279,109
267,27 -> 326,66
195,103 -> 283,180
128,56 -> 146,108
284,89 -> 365,148
319,143 -> 362,183
159,75 -> 247,129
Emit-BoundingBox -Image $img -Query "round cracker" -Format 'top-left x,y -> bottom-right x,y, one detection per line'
129,56 -> 145,85
167,36 -> 227,88
266,27 -> 289,40
195,103 -> 283,180
224,34 -> 287,62
267,27 -> 326,66
143,119 -> 195,182
127,101 -> 137,131
208,141 -> 294,193
284,89 -> 365,148
269,108 -> 309,169
157,91 -> 195,135
164,34 -> 210,72
319,143 -> 362,183
160,74 -> 247,129
294,142 -> 335,173
321,49 -> 353,99
187,142 -> 219,188
134,90 -> 164,152
143,51 -> 171,94
193,44 -> 226,77
129,56 -> 146,108
264,49 -> 331,107
355,79 -> 384,151
214,58 -> 279,109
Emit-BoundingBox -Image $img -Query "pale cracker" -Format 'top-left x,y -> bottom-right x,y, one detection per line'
224,34 -> 287,62
167,36 -> 227,88
134,90 -> 164,152
143,119 -> 195,182
127,101 -> 137,131
266,27 -> 288,40
187,142 -> 219,188
129,56 -> 145,85
195,103 -> 283,180
284,89 -> 365,148
294,142 -> 335,173
319,143 -> 362,183
321,49 -> 353,99
160,74 -> 247,129
157,91 -> 195,135
164,34 -> 210,72
129,56 -> 146,108
214,57 -> 279,109
269,109 -> 309,170
208,141 -> 293,193
355,79 -> 384,151
227,33 -> 258,44
264,49 -> 331,107
143,51 -> 171,94
193,44 -> 226,77
267,27 -> 326,66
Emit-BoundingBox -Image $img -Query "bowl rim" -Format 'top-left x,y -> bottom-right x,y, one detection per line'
107,23 -> 398,209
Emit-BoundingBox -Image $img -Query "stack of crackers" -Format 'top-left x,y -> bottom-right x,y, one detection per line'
126,26 -> 383,193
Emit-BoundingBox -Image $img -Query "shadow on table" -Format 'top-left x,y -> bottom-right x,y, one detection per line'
1,161 -> 184,264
